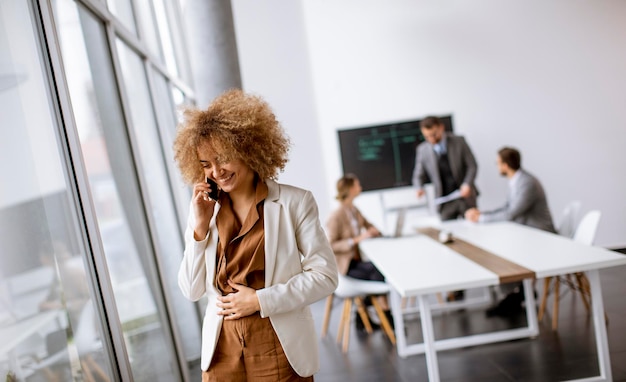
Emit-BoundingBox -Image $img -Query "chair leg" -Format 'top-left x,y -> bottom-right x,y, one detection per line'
341,299 -> 353,353
80,359 -> 96,382
580,273 -> 591,295
538,277 -> 552,321
42,367 -> 60,382
574,273 -> 591,312
354,297 -> 373,333
565,273 -> 573,286
321,294 -> 334,338
401,296 -> 417,309
87,355 -> 111,382
577,272 -> 609,326
371,298 -> 396,345
336,299 -> 350,344
552,277 -> 560,330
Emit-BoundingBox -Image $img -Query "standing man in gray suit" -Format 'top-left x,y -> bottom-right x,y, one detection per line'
413,116 -> 479,301
412,116 -> 479,221
465,146 -> 556,317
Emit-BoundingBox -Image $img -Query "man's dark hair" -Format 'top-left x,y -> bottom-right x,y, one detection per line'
498,147 -> 521,170
420,116 -> 442,129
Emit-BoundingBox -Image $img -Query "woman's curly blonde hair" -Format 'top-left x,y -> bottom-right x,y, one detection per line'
173,89 -> 291,185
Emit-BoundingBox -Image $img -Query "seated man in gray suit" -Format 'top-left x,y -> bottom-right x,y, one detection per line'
465,146 -> 556,316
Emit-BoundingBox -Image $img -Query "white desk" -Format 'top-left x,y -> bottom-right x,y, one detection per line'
360,221 -> 626,382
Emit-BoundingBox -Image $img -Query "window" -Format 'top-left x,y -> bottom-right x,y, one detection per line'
0,1 -> 112,380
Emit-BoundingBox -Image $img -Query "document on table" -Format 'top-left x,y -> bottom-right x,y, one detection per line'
434,189 -> 462,205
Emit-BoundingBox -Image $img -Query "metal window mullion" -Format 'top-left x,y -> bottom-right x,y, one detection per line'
152,60 -> 196,99
144,61 -> 199,375
106,23 -> 190,382
144,61 -> 207,351
36,1 -> 133,381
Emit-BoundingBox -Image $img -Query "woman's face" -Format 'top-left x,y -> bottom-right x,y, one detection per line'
350,179 -> 362,198
197,142 -> 255,194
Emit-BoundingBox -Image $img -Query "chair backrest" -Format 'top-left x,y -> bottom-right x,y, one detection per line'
572,210 -> 601,246
556,200 -> 581,238
335,274 -> 390,299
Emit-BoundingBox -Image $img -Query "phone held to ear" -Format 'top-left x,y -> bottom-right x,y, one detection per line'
206,177 -> 220,201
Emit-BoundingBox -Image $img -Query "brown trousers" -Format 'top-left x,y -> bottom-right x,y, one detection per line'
202,313 -> 313,382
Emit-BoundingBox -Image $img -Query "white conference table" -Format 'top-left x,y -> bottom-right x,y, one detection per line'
360,221 -> 626,382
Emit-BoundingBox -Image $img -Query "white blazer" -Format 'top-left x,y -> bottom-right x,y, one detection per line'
178,179 -> 338,376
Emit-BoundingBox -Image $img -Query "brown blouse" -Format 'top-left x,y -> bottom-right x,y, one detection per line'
214,180 -> 268,295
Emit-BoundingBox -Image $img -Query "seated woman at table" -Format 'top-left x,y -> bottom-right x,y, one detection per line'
325,174 -> 393,329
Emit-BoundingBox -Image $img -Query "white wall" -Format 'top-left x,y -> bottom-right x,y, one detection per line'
230,0 -> 331,218
232,0 -> 626,248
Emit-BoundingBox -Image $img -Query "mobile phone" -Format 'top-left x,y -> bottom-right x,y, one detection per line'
206,177 -> 220,201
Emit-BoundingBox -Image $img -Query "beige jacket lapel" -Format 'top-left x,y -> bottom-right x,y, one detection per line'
263,179 -> 280,287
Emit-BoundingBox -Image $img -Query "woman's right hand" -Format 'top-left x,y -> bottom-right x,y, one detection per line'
192,181 -> 216,240
356,227 -> 376,243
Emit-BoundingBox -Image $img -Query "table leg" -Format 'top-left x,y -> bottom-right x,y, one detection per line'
522,279 -> 539,337
562,270 -> 612,382
587,270 -> 612,381
418,294 -> 440,382
390,289 -> 408,357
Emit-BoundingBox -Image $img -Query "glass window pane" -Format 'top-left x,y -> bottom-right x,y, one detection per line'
0,1 -> 113,381
153,0 -> 179,76
152,76 -> 192,228
51,1 -> 181,380
115,39 -> 201,360
134,0 -> 164,65
107,0 -> 137,36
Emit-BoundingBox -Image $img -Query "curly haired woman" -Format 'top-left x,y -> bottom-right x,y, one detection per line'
174,89 -> 337,381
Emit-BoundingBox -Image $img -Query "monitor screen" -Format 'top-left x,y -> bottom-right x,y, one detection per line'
337,115 -> 453,192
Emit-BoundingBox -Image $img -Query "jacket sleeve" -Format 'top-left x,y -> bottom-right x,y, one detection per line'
459,137 -> 478,187
482,178 -> 537,223
178,202 -> 212,301
257,191 -> 338,317
412,144 -> 430,189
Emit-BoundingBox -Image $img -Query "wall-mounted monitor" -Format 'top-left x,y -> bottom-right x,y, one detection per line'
337,115 -> 453,192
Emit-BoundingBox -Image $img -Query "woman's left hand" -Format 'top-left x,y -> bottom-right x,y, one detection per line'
216,280 -> 261,320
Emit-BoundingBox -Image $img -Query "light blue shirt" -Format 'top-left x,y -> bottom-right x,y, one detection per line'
432,136 -> 448,156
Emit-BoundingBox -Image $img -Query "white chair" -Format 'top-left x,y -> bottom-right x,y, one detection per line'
321,274 -> 396,353
538,210 -> 601,330
556,200 -> 582,238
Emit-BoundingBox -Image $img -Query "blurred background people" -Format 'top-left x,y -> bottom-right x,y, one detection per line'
413,116 -> 479,301
412,116 -> 479,221
465,146 -> 556,232
465,146 -> 556,316
326,174 -> 393,330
